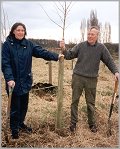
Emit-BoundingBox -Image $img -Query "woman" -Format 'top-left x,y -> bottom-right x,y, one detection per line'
2,22 -> 63,139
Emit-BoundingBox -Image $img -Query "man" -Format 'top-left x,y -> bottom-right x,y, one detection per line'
60,26 -> 119,133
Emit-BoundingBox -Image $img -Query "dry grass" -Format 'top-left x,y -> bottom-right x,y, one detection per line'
1,55 -> 119,148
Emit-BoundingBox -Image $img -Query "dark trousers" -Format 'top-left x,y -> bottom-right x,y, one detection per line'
10,92 -> 29,132
71,74 -> 97,126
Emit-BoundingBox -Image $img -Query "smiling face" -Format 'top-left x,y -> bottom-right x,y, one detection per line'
13,25 -> 25,40
87,28 -> 99,45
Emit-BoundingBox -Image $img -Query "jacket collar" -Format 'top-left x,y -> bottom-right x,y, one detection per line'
6,36 -> 27,46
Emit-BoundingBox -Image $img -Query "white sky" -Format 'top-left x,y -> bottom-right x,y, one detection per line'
1,1 -> 119,43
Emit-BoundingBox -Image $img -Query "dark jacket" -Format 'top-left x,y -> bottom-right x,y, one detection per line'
2,36 -> 59,95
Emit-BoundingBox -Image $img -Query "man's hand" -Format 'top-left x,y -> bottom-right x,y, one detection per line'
7,80 -> 15,88
59,39 -> 65,49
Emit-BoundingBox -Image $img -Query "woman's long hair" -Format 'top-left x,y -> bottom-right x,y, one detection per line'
9,22 -> 27,37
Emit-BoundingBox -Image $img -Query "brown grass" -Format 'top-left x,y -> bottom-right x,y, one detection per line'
1,55 -> 119,148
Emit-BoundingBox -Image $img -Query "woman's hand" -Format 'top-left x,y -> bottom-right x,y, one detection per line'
58,53 -> 64,60
7,80 -> 15,88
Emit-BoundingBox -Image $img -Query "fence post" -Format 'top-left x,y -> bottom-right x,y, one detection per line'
71,59 -> 74,70
56,56 -> 64,129
49,61 -> 52,84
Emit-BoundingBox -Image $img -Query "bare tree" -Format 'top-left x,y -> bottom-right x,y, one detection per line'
102,22 -> 111,43
1,4 -> 10,42
108,23 -> 111,43
106,22 -> 111,43
98,22 -> 102,43
87,9 -> 98,29
87,9 -> 102,42
80,18 -> 86,42
87,9 -> 112,43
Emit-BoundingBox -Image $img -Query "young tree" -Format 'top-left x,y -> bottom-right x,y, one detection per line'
39,1 -> 74,129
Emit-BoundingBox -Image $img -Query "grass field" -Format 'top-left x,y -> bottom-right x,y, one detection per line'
1,54 -> 119,148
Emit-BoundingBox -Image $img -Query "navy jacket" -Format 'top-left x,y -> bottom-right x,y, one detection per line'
2,36 -> 59,95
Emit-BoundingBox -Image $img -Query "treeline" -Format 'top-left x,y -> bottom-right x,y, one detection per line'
104,43 -> 119,55
29,38 -> 59,48
1,38 -> 118,55
29,38 -> 78,49
29,38 -> 118,54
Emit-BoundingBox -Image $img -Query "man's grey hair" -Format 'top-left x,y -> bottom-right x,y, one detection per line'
89,26 -> 99,31
89,26 -> 100,35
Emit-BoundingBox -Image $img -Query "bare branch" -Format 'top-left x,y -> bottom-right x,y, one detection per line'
38,1 -> 73,40
39,4 -> 63,29
66,1 -> 72,11
66,1 -> 74,15
54,3 -> 63,23
54,2 -> 64,15
58,1 -> 65,12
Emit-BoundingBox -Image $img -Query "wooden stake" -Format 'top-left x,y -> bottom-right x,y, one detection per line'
56,56 -> 64,129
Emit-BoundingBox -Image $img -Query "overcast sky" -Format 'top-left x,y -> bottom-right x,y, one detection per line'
1,1 -> 119,43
